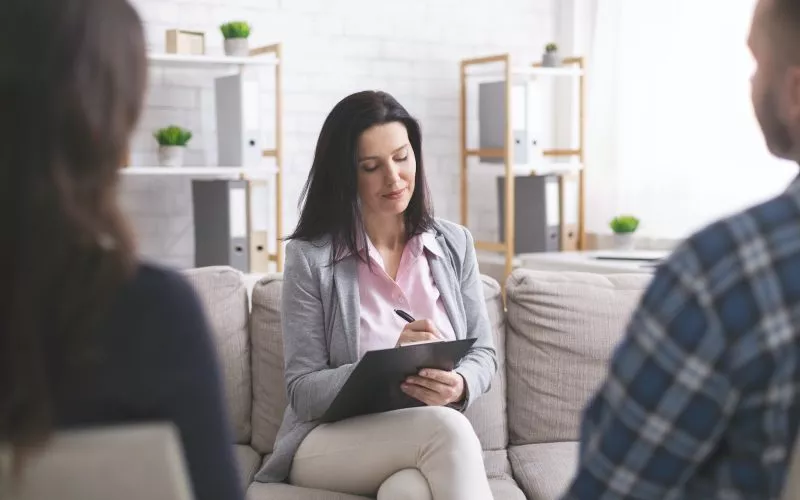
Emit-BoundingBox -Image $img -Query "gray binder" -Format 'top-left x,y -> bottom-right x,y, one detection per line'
497,175 -> 560,254
192,179 -> 249,272
478,81 -> 535,165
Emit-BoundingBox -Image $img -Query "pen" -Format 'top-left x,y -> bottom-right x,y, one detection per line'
394,309 -> 415,323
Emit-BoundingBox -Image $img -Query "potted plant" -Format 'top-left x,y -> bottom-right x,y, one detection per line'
153,125 -> 192,167
221,21 -> 251,57
609,215 -> 640,250
542,42 -> 561,67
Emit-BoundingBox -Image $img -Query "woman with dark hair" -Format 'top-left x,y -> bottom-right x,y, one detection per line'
256,91 -> 497,499
0,1 -> 242,499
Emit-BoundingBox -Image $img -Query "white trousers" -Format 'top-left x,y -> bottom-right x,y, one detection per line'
289,406 -> 494,500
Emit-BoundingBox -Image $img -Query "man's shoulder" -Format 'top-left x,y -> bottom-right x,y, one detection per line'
675,190 -> 800,267
657,190 -> 800,313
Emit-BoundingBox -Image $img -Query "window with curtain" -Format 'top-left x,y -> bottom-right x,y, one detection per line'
584,0 -> 798,240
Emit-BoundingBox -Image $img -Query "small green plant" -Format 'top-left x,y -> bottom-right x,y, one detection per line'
153,125 -> 192,147
610,215 -> 640,234
545,42 -> 558,53
220,21 -> 251,39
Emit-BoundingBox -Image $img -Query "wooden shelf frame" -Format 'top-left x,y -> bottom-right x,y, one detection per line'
459,54 -> 587,280
249,43 -> 285,272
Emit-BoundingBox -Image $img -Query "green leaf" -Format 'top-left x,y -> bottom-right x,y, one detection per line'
153,125 -> 192,146
609,215 -> 640,234
220,21 -> 251,39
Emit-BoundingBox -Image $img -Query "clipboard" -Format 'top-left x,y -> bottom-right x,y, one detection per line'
319,338 -> 477,423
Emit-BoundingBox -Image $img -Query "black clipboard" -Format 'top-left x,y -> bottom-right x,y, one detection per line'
319,338 -> 477,423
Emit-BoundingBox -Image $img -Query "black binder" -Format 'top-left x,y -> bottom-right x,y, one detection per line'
319,338 -> 477,423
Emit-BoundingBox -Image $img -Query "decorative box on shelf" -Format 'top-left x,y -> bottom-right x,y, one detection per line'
165,29 -> 206,56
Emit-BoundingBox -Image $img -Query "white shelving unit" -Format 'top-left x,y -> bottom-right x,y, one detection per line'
122,166 -> 277,178
125,44 -> 284,271
147,52 -> 278,69
520,162 -> 583,176
465,65 -> 584,80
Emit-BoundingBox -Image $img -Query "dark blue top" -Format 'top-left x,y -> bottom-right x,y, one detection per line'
563,176 -> 800,499
53,263 -> 243,500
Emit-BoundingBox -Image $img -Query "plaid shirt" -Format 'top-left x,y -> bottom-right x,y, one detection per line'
563,176 -> 800,500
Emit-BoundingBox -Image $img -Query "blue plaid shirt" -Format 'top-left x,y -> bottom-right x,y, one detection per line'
563,176 -> 800,499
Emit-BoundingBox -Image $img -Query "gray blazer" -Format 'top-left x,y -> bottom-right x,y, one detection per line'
254,218 -> 498,483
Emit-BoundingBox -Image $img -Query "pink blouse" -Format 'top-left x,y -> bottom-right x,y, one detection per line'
357,232 -> 456,357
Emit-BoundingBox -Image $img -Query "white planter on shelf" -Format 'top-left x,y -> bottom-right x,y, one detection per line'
542,51 -> 561,67
224,38 -> 249,57
612,232 -> 636,251
158,146 -> 185,167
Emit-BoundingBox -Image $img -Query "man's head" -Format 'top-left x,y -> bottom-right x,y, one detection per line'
750,0 -> 800,161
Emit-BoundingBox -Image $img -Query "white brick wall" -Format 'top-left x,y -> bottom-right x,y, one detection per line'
123,0 -> 556,268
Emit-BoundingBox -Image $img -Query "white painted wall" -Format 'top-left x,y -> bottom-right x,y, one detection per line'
578,0 -> 797,242
121,0 -> 556,268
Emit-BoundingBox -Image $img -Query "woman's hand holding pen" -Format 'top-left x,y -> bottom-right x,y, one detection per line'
395,319 -> 439,346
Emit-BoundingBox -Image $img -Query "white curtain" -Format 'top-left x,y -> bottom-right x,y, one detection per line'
584,0 -> 798,239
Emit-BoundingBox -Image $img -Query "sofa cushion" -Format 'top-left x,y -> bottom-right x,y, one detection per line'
490,477 -> 528,500
505,270 -> 649,445
183,266 -> 252,444
484,449 -> 513,480
249,274 -> 288,455
234,444 -> 261,490
247,481 -> 370,500
509,442 -> 578,500
464,275 -> 509,452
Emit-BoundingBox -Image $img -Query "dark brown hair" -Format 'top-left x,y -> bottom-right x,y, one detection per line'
287,90 -> 434,263
0,0 -> 146,455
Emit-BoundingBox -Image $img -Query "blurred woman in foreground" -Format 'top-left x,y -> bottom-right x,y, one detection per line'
0,1 -> 243,499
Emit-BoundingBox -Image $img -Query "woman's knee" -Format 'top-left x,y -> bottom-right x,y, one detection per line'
415,407 -> 481,448
377,469 -> 432,500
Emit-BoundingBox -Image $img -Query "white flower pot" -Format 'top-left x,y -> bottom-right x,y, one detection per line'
612,233 -> 636,251
542,51 -> 561,67
158,146 -> 185,167
224,38 -> 250,57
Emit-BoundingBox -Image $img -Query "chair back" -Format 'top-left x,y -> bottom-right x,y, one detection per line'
0,424 -> 193,500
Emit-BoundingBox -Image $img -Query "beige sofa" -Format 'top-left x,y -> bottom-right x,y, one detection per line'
183,266 -> 651,500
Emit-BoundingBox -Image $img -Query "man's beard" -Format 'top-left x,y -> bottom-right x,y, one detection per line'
756,87 -> 797,160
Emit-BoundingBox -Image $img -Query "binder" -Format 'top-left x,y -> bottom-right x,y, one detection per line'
247,180 -> 270,273
215,73 -> 262,167
497,175 -> 561,254
320,338 -> 476,423
192,180 -> 249,272
478,81 -> 546,167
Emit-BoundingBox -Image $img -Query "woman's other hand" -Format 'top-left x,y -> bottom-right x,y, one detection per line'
401,369 -> 466,406
396,319 -> 439,346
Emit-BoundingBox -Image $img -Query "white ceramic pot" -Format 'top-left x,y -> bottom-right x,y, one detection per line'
224,38 -> 250,57
158,146 -> 185,167
542,51 -> 561,67
612,232 -> 636,251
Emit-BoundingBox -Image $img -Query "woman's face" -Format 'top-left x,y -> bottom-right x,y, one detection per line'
356,122 -> 416,220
